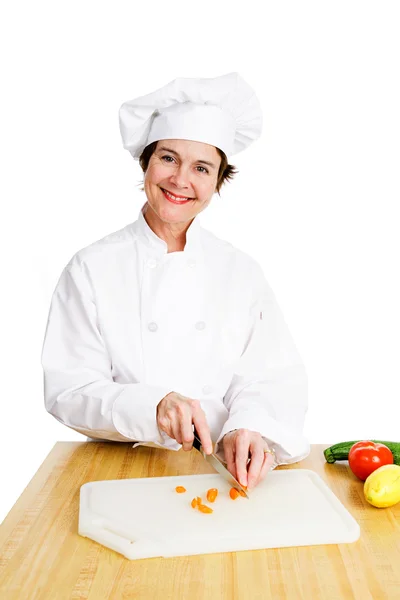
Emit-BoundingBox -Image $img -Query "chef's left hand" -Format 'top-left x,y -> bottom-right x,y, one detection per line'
223,429 -> 275,491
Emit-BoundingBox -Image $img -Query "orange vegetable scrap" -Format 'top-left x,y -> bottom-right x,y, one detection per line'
238,489 -> 247,497
229,487 -> 240,500
206,488 -> 219,503
198,504 -> 213,514
191,496 -> 213,513
175,486 -> 186,493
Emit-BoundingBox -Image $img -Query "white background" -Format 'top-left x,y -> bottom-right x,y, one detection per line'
1,0 -> 399,524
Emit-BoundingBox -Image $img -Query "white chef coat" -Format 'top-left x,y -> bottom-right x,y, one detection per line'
41,202 -> 310,467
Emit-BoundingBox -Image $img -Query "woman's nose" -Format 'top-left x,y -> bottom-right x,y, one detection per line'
169,165 -> 190,189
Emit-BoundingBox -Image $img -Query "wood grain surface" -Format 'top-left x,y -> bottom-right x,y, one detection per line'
1,442 -> 399,599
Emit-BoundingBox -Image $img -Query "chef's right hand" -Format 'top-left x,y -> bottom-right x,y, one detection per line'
157,392 -> 213,455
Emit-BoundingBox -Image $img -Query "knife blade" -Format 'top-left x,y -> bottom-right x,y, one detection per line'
192,431 -> 249,499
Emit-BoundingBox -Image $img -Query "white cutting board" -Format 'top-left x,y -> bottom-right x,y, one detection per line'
79,470 -> 360,560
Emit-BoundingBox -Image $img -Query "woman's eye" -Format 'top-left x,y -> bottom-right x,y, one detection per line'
160,155 -> 208,173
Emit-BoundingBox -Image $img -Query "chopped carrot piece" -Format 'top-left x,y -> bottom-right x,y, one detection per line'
238,489 -> 247,497
191,498 -> 198,509
175,486 -> 186,493
229,487 -> 240,500
198,504 -> 213,514
196,496 -> 202,505
206,488 -> 218,503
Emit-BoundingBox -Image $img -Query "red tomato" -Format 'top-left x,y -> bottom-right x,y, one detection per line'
348,441 -> 393,481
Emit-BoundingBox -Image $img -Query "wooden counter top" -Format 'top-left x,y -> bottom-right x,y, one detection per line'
1,443 -> 399,599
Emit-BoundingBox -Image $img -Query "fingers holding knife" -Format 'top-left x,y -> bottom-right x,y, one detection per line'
157,392 -> 213,454
192,415 -> 213,455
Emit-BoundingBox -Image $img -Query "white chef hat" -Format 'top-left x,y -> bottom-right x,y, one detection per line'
118,72 -> 262,159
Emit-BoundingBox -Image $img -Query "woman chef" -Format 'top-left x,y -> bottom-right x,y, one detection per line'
41,72 -> 310,492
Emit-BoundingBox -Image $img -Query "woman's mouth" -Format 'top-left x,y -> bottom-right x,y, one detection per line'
161,188 -> 194,204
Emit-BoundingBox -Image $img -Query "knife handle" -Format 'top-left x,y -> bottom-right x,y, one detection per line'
192,428 -> 202,451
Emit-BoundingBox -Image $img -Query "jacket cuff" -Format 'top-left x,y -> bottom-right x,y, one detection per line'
214,410 -> 310,466
111,384 -> 174,443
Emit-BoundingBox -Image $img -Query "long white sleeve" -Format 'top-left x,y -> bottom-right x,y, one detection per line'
215,264 -> 310,466
41,256 -> 173,443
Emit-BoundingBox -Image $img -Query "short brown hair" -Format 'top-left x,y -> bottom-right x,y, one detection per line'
138,141 -> 238,195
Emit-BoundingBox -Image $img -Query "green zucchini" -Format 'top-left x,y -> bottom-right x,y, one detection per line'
324,440 -> 400,466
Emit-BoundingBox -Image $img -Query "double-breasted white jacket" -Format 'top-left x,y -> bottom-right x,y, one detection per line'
41,203 -> 310,467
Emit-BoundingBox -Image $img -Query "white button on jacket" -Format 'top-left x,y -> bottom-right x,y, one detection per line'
41,204 -> 310,466
147,258 -> 158,269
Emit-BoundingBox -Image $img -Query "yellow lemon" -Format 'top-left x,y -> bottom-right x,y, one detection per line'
364,464 -> 400,508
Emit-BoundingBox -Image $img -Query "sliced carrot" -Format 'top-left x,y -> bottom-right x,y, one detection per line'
198,504 -> 213,514
229,487 -> 240,500
191,498 -> 198,509
175,486 -> 186,493
238,489 -> 247,497
196,496 -> 202,505
206,488 -> 218,503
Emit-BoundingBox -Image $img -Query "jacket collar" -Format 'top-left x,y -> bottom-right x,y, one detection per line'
134,201 -> 202,257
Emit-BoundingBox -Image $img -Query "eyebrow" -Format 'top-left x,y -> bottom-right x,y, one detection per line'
157,146 -> 218,170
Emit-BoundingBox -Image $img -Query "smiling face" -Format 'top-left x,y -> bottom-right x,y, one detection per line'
143,139 -> 221,226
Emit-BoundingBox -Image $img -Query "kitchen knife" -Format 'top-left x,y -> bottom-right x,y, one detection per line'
192,430 -> 249,499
